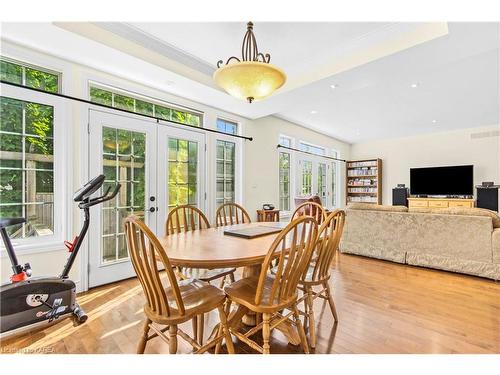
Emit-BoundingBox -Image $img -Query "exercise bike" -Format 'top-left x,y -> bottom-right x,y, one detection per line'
0,174 -> 120,337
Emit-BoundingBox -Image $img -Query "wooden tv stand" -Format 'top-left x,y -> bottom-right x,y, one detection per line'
408,197 -> 474,209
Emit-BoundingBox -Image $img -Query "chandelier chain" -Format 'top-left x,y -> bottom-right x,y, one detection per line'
216,21 -> 271,68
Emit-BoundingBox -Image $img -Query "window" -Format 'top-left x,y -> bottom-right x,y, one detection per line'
279,135 -> 291,148
89,85 -> 203,127
216,118 -> 238,135
0,58 -> 60,239
1,58 -> 60,93
299,141 -> 325,156
278,135 -> 292,211
216,140 -> 235,207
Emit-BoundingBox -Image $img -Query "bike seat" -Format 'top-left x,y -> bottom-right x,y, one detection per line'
0,217 -> 26,229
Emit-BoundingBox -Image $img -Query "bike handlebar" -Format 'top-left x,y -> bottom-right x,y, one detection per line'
79,183 -> 121,209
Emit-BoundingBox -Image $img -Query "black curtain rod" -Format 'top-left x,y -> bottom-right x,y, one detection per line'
0,80 -> 253,141
276,144 -> 347,162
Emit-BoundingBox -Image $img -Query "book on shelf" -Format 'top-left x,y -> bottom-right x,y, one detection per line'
347,168 -> 378,177
348,178 -> 376,186
347,161 -> 378,168
348,187 -> 378,193
347,196 -> 378,203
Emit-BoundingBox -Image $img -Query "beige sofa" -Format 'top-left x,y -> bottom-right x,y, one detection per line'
339,203 -> 500,280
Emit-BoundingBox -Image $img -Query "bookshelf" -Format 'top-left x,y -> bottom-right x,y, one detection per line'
346,158 -> 382,204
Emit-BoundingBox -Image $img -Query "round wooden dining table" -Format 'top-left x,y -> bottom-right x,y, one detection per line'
157,221 -> 301,345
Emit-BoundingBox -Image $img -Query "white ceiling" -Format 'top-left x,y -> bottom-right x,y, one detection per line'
1,21 -> 498,143
126,22 -> 390,79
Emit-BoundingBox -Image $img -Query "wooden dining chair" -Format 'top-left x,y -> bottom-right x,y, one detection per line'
215,203 -> 251,227
292,201 -> 327,224
124,216 -> 234,354
224,216 -> 319,354
297,209 -> 346,348
165,204 -> 211,235
165,204 -> 236,344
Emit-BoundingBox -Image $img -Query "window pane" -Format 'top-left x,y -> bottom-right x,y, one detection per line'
89,85 -> 203,127
155,105 -> 171,120
114,94 -> 135,111
301,161 -> 312,195
299,142 -> 324,156
216,119 -> 237,135
0,97 -> 23,133
168,138 -> 198,210
279,136 -> 291,148
25,67 -> 59,93
0,97 -> 54,238
90,86 -> 113,106
278,152 -> 290,211
136,100 -> 154,116
0,60 -> 22,85
216,140 -> 235,207
1,59 -> 60,94
100,127 -> 146,264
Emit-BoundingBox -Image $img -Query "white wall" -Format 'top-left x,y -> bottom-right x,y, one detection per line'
350,125 -> 500,205
244,116 -> 350,219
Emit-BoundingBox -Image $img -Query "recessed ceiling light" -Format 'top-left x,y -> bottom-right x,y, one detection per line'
310,110 -> 318,114
330,84 -> 339,89
431,119 -> 437,123
411,83 -> 419,88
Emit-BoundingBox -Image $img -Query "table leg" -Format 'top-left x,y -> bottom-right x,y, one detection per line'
241,265 -> 260,326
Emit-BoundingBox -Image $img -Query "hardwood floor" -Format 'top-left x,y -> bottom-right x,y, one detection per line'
2,253 -> 499,354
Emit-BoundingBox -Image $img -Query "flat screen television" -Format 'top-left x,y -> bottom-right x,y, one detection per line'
410,165 -> 473,196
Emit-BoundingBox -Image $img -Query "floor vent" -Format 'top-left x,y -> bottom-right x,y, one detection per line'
470,129 -> 500,139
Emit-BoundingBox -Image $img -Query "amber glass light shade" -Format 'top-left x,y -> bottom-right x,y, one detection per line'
213,61 -> 286,103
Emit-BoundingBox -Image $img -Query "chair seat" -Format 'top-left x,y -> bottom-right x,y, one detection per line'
146,279 -> 226,324
224,275 -> 297,313
180,267 -> 236,282
271,262 -> 327,285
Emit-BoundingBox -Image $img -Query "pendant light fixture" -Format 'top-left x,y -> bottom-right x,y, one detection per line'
213,21 -> 286,103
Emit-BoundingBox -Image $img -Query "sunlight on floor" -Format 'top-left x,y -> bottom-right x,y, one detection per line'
100,320 -> 142,339
23,284 -> 144,351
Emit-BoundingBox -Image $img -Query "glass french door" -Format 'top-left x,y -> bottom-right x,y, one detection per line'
88,111 -> 205,288
156,126 -> 205,237
297,157 -> 334,208
88,111 -> 156,288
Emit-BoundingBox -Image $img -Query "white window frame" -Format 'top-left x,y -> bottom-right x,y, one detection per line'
277,134 -> 295,217
331,148 -> 341,209
0,82 -> 70,255
213,116 -> 243,216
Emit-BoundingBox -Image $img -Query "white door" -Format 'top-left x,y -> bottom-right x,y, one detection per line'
88,110 -> 157,288
156,126 -> 206,237
87,111 -> 206,288
296,157 -> 333,209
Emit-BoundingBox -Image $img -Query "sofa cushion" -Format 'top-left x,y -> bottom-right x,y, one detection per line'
409,207 -> 500,228
347,202 -> 408,212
